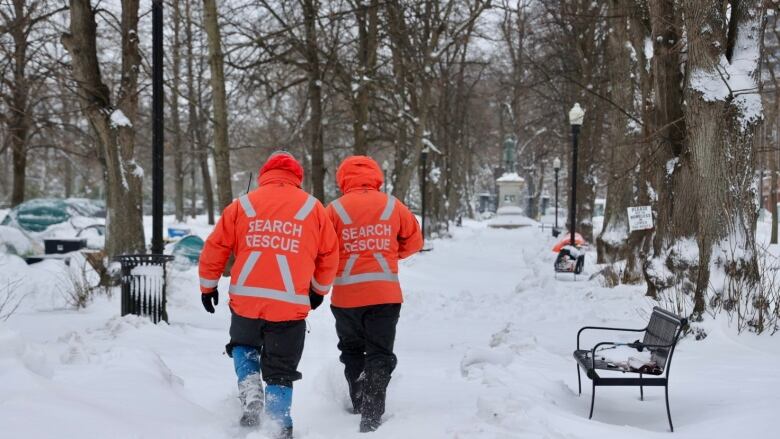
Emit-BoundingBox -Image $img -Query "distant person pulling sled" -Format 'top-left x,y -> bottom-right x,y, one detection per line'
326,156 -> 423,432
199,152 -> 339,438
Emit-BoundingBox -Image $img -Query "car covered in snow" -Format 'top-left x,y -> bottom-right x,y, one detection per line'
1,198 -> 106,251
1,198 -> 105,232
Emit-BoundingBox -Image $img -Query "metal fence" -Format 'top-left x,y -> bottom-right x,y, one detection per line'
116,254 -> 174,324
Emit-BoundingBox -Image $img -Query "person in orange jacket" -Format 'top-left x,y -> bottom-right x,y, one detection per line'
326,156 -> 423,432
199,151 -> 339,438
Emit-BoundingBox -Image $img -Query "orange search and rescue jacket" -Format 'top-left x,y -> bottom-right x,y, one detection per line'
199,154 -> 339,322
326,156 -> 423,308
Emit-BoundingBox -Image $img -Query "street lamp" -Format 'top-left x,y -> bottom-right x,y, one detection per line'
568,103 -> 585,247
115,0 -> 173,325
151,0 -> 164,255
553,157 -> 561,237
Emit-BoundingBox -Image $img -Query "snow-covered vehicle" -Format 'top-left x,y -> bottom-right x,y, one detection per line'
0,198 -> 106,250
1,198 -> 105,232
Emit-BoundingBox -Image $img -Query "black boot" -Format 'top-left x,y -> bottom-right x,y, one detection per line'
359,417 -> 381,433
359,367 -> 391,432
347,371 -> 365,414
277,426 -> 293,439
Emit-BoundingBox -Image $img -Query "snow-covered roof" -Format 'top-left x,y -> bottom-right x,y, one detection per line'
496,172 -> 525,182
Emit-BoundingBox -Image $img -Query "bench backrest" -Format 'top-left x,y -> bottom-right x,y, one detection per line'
642,307 -> 685,370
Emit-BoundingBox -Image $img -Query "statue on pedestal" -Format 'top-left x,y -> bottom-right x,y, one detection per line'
502,135 -> 517,173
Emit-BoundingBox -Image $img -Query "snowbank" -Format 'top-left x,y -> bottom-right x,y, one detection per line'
488,206 -> 537,228
0,225 -> 37,256
0,218 -> 777,438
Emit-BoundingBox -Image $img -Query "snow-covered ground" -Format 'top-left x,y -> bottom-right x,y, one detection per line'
1,218 -> 778,438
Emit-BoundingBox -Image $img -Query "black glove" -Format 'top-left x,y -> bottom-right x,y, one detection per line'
309,287 -> 324,310
202,289 -> 219,313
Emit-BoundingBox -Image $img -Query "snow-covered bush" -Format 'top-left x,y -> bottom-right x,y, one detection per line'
0,278 -> 24,321
709,245 -> 780,335
57,253 -> 106,310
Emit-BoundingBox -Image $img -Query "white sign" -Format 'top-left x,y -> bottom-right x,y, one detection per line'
627,206 -> 653,232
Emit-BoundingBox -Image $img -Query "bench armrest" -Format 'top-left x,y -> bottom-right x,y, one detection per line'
577,325 -> 646,350
590,342 -> 619,370
629,341 -> 675,352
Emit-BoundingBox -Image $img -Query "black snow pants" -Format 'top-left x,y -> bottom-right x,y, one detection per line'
331,303 -> 401,421
226,309 -> 306,387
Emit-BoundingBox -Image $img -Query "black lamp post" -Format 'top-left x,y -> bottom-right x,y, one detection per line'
568,103 -> 585,247
420,148 -> 429,238
115,0 -> 172,324
553,157 -> 561,237
151,0 -> 164,255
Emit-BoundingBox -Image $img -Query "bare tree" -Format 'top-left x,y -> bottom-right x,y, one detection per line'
332,0 -> 381,156
185,0 -> 214,223
0,0 -> 65,206
170,0 -> 185,222
62,0 -> 145,256
202,0 -> 233,209
385,0 -> 489,203
596,0 -> 654,284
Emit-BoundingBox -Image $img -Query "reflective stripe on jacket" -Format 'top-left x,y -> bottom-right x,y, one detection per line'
199,168 -> 339,321
327,156 -> 423,308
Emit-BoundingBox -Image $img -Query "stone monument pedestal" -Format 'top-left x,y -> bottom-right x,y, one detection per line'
489,172 -> 533,228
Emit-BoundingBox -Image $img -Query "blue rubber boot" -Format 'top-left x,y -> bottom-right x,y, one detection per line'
232,346 -> 264,427
266,384 -> 293,438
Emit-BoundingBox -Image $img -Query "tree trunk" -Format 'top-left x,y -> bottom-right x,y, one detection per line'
574,94 -> 602,243
185,0 -> 205,221
11,134 -> 27,205
63,0 -> 145,256
385,0 -> 442,203
172,0 -> 184,222
195,42 -> 215,225
0,148 -> 8,198
386,23 -> 432,202
393,82 -> 432,203
7,0 -> 30,207
351,0 -> 380,155
202,0 -> 232,210
643,0 -> 695,299
597,0 -> 640,265
680,0 -> 764,318
302,0 -> 325,201
64,156 -> 73,198
772,157 -> 778,244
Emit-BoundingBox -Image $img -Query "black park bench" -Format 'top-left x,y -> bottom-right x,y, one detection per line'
573,307 -> 687,432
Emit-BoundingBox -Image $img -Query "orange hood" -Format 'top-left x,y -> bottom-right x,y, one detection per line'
258,151 -> 303,187
336,156 -> 384,193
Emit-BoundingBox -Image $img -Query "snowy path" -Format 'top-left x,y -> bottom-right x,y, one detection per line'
2,221 -> 779,438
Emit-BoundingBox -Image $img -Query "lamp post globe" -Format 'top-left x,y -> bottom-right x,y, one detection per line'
569,102 -> 585,126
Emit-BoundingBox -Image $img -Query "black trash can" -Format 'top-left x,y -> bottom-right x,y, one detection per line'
115,254 -> 174,324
